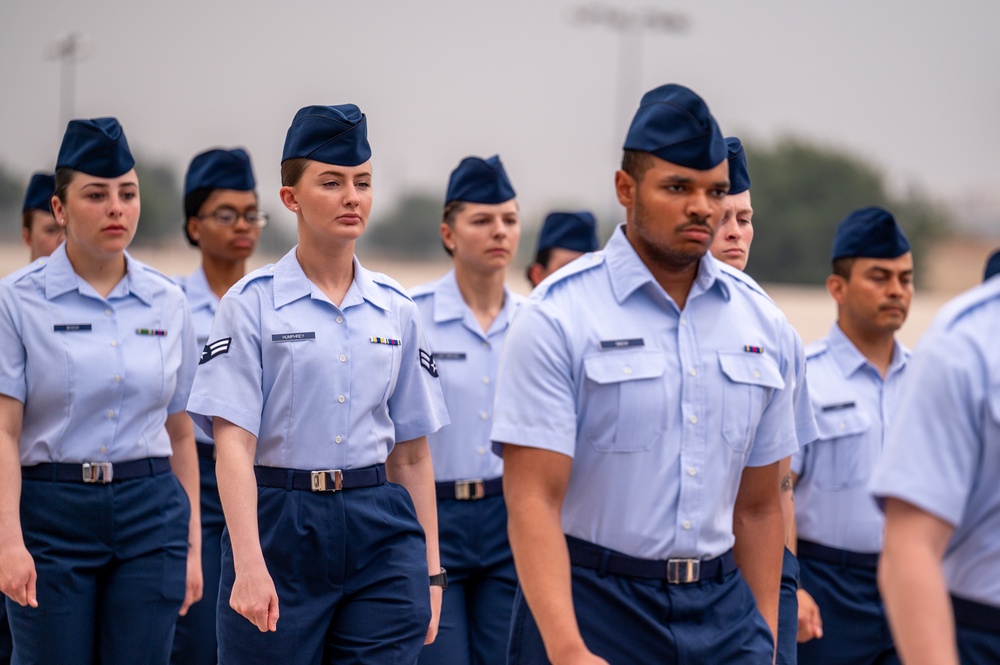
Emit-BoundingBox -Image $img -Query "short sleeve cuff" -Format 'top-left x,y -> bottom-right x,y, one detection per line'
187,394 -> 261,441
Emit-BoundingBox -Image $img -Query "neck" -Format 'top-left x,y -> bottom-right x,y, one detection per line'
296,238 -> 356,306
624,223 -> 701,310
837,320 -> 897,377
65,242 -> 127,299
453,261 -> 507,332
202,254 -> 248,299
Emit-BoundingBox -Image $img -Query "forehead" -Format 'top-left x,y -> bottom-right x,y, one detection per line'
202,189 -> 258,209
644,154 -> 729,186
305,159 -> 372,179
72,169 -> 139,189
725,190 -> 753,213
458,200 -> 519,218
852,253 -> 914,273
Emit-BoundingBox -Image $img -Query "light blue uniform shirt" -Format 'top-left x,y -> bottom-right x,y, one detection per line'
175,267 -> 220,444
870,279 -> 1000,606
792,324 -> 908,553
491,226 -> 799,560
0,244 -> 198,465
187,247 -> 449,470
410,270 -> 523,482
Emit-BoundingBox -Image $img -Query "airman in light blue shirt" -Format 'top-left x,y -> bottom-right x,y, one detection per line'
872,277 -> 1000,665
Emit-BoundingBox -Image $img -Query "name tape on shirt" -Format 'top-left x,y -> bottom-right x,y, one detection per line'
54,324 -> 92,332
434,352 -> 467,361
419,349 -> 439,377
743,345 -> 764,354
599,338 -> 644,350
271,332 -> 316,343
370,336 -> 401,346
200,337 -> 232,365
136,328 -> 167,336
821,401 -> 856,412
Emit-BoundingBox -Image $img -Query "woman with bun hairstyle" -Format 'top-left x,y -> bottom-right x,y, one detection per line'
187,104 -> 448,664
0,117 -> 201,664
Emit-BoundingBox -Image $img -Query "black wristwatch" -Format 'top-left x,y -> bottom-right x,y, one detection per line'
429,568 -> 448,590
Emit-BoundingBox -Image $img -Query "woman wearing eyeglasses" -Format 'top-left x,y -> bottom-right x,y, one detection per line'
171,147 -> 265,665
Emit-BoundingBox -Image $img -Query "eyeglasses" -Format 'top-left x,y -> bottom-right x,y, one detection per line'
199,208 -> 269,228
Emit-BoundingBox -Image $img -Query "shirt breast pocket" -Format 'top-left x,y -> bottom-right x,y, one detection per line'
581,351 -> 666,453
718,352 -> 785,454
810,407 -> 872,490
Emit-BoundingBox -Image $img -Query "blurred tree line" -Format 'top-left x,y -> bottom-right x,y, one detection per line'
3,137 -> 949,286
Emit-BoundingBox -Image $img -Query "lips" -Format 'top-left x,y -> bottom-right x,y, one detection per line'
103,224 -> 128,235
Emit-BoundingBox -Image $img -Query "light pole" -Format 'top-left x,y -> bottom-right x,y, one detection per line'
45,33 -> 92,131
570,5 -> 688,144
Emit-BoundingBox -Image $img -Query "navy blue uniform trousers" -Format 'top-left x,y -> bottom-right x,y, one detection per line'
171,450 -> 224,665
507,554 -> 773,663
777,547 -> 799,665
417,494 -> 516,665
216,482 -> 430,665
953,594 -> 1000,664
0,604 -> 11,665
7,472 -> 189,665
796,554 -> 899,664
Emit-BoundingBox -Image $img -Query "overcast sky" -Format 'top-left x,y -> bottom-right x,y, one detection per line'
2,0 -> 999,233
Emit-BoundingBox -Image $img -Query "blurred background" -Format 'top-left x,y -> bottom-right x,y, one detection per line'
2,0 -> 998,345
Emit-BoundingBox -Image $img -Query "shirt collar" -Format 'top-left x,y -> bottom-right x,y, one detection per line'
432,269 -> 520,335
184,266 -> 219,312
44,244 -> 152,305
604,225 -> 730,305
272,247 -> 389,312
827,323 -> 909,378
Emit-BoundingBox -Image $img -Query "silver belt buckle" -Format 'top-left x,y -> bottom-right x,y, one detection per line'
82,462 -> 114,484
666,558 -> 700,584
455,479 -> 485,500
310,469 -> 343,492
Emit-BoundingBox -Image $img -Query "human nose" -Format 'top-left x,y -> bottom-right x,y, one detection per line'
343,183 -> 360,207
686,190 -> 712,221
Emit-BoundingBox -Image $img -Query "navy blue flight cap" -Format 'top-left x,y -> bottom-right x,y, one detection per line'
831,206 -> 911,261
445,155 -> 516,205
984,249 -> 1000,282
56,117 -> 135,178
726,137 -> 751,195
281,104 -> 371,166
184,148 -> 256,197
22,173 -> 55,213
623,84 -> 727,170
537,211 -> 599,254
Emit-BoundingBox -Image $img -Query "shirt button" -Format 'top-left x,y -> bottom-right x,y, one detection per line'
479,411 -> 489,421
481,342 -> 489,349
339,354 -> 347,363
104,309 -> 112,316
113,374 -> 122,383
337,395 -> 345,403
478,447 -> 486,455
680,318 -> 687,326
683,520 -> 692,530
689,415 -> 698,425
336,316 -> 344,324
623,366 -> 632,375
838,421 -> 846,430
688,368 -> 696,377
106,409 -> 115,419
753,370 -> 761,379
335,435 -> 343,444
110,340 -> 118,348
688,467 -> 697,476
482,376 -> 491,384
100,446 -> 107,453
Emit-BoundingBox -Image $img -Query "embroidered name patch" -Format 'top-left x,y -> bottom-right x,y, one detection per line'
600,338 -> 644,350
136,328 -> 166,336
271,332 -> 316,343
200,338 -> 232,365
370,337 -> 401,346
419,349 -> 438,377
435,352 -> 467,361
821,401 -> 856,412
743,345 -> 763,354
54,324 -> 92,332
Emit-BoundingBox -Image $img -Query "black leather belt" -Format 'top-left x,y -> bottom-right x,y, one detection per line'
952,594 -> 1000,634
196,442 -> 216,461
435,477 -> 503,500
22,457 -> 172,484
254,463 -> 386,492
566,535 -> 737,584
797,539 -> 878,569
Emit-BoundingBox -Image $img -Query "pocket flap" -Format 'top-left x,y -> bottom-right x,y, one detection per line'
584,351 -> 666,385
814,407 -> 871,440
718,351 -> 785,390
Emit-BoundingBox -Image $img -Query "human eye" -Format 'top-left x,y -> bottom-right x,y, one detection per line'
87,191 -> 106,201
355,180 -> 372,190
214,209 -> 238,225
120,190 -> 137,201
